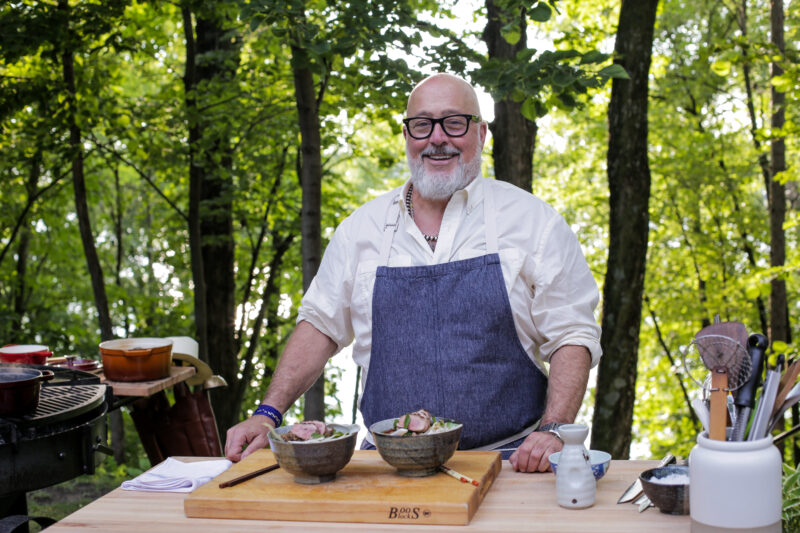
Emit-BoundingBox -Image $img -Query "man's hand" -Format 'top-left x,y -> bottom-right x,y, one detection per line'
225,415 -> 274,462
509,431 -> 563,472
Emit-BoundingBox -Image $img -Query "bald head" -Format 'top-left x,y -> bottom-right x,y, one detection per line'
406,74 -> 482,118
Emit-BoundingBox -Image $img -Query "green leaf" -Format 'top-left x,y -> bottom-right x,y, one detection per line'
598,64 -> 629,79
501,25 -> 521,46
521,97 -> 546,120
772,341 -> 790,353
529,3 -> 552,22
552,69 -> 575,87
711,60 -> 731,77
580,50 -> 609,65
771,74 -> 793,93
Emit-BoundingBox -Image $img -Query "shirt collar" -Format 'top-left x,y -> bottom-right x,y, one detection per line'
401,175 -> 485,208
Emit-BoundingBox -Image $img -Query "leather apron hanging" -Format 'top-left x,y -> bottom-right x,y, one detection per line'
360,181 -> 548,451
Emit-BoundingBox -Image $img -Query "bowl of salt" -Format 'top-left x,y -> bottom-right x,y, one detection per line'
639,464 -> 690,515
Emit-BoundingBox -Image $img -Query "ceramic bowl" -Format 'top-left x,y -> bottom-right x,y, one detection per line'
548,449 -> 612,480
370,417 -> 462,477
639,465 -> 690,515
267,423 -> 359,484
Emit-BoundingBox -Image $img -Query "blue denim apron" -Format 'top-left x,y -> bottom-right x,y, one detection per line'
360,182 -> 548,455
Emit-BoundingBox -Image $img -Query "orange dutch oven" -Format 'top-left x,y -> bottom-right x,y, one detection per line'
99,338 -> 173,382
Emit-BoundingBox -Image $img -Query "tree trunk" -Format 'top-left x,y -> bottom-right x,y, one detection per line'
182,4 -> 209,365
10,151 -> 41,340
291,43 -> 325,422
482,0 -> 538,191
590,0 -> 659,459
182,4 -> 241,432
58,0 -> 113,343
769,0 -> 788,345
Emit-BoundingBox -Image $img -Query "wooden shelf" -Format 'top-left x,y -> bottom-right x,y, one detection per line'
100,366 -> 196,397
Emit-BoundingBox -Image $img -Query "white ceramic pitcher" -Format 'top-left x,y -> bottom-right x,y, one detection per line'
556,424 -> 596,509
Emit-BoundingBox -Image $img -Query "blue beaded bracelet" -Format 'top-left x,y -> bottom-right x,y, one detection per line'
253,404 -> 283,427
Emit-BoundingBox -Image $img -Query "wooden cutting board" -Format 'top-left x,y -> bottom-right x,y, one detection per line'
185,449 -> 501,526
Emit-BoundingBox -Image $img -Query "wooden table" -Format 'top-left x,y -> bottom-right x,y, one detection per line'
48,459 -> 689,532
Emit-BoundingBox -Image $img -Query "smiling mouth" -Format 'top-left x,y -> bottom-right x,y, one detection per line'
423,152 -> 459,162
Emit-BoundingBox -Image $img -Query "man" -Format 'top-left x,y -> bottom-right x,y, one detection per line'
225,73 -> 601,472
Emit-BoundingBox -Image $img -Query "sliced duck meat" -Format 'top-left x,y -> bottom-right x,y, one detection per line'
284,421 -> 330,441
308,420 -> 328,435
399,409 -> 432,433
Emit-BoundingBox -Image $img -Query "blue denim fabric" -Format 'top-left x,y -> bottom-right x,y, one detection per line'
361,253 -> 548,450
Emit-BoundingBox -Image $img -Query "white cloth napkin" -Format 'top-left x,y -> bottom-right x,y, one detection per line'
121,457 -> 232,493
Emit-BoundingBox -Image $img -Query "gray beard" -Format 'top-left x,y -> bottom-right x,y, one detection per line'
407,142 -> 482,200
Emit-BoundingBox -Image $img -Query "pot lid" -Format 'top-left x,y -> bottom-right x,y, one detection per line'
99,338 -> 172,351
0,344 -> 50,355
0,367 -> 46,382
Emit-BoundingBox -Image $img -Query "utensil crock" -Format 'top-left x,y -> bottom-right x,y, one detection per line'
689,431 -> 781,532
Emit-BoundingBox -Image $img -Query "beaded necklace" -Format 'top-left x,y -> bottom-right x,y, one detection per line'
405,183 -> 438,244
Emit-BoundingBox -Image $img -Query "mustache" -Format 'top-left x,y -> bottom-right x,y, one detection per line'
420,146 -> 461,157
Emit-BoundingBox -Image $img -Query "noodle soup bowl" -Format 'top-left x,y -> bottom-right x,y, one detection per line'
267,423 -> 359,484
370,417 -> 462,477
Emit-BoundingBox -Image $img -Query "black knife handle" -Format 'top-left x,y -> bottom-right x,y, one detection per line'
734,333 -> 769,408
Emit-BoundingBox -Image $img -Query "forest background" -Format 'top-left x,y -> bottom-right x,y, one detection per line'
1,0 -> 798,476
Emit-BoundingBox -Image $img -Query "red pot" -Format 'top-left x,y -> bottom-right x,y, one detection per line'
0,344 -> 53,365
99,338 -> 173,382
0,368 -> 54,417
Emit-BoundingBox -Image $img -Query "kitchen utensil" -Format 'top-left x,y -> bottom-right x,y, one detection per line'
219,463 -> 280,488
771,358 -> 800,419
370,417 -> 462,477
731,334 -> 768,441
267,423 -> 359,484
687,320 -> 750,441
617,452 -> 676,504
767,381 -> 800,434
440,465 -> 480,486
549,449 -> 612,481
748,355 -> 783,441
0,367 -> 54,417
639,465 -> 690,515
0,344 -> 52,365
638,496 -> 653,512
99,337 -> 173,382
691,398 -> 710,434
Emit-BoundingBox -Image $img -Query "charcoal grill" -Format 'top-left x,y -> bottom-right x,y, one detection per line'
0,364 -> 111,524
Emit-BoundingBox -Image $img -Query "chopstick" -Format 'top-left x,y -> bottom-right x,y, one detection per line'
440,465 -> 480,486
219,463 -> 280,488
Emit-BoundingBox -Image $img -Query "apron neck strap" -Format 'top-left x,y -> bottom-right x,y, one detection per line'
483,180 -> 498,254
379,194 -> 401,265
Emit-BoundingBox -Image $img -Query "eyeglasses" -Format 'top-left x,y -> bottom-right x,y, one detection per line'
402,114 -> 481,139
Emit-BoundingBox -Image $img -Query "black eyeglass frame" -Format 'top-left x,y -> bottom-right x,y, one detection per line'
402,114 -> 482,139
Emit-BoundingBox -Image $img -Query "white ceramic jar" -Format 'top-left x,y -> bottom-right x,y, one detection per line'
689,432 -> 781,532
555,424 -> 596,509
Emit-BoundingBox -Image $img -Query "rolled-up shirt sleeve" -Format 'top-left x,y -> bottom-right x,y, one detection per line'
297,221 -> 356,354
528,214 -> 602,367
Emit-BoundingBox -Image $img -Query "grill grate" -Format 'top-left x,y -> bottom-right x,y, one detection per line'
7,385 -> 106,427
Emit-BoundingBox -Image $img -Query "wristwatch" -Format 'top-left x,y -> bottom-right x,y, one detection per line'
536,422 -> 565,442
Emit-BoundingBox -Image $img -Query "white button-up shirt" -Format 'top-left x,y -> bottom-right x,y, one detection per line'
298,176 -> 602,391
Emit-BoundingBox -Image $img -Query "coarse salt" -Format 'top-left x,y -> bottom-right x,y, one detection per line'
649,473 -> 690,485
